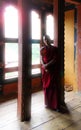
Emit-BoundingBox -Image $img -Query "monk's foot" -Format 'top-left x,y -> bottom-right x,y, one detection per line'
53,108 -> 60,112
45,105 -> 49,108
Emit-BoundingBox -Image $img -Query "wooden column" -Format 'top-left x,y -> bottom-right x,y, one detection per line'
53,0 -> 65,109
77,4 -> 81,92
0,2 -> 4,95
18,0 -> 32,121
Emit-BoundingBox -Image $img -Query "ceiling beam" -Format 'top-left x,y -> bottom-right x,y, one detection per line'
32,0 -> 53,5
65,0 -> 81,5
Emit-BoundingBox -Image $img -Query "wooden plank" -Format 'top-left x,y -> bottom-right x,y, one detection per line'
0,91 -> 81,130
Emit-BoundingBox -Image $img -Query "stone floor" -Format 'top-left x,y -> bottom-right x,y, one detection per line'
0,91 -> 81,130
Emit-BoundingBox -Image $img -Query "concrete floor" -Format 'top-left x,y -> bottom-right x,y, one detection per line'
0,91 -> 81,130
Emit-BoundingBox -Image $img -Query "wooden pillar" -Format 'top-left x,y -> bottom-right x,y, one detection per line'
53,0 -> 65,109
77,4 -> 81,92
18,0 -> 32,121
0,2 -> 4,95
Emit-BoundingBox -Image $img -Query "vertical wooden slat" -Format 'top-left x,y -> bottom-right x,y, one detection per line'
18,0 -> 32,121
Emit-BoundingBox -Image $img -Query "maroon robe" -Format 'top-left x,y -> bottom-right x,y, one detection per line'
40,45 -> 59,109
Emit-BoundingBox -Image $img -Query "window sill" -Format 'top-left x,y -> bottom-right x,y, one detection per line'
4,73 -> 42,84
4,78 -> 18,84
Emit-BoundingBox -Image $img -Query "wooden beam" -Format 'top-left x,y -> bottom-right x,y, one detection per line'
32,0 -> 53,5
65,0 -> 81,5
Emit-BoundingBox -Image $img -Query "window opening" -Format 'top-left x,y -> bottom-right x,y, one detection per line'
5,43 -> 18,68
4,5 -> 18,79
4,5 -> 18,38
46,14 -> 54,40
31,11 -> 41,39
31,11 -> 41,75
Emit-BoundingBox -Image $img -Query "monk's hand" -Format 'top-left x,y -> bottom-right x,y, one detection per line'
45,69 -> 47,72
43,64 -> 48,70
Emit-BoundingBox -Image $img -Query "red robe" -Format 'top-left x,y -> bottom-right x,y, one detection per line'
40,45 -> 59,109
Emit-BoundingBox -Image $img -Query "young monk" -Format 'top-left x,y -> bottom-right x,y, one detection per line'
40,35 -> 59,111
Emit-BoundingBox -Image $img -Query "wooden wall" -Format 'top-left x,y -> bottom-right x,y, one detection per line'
3,77 -> 42,97
64,9 -> 77,91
